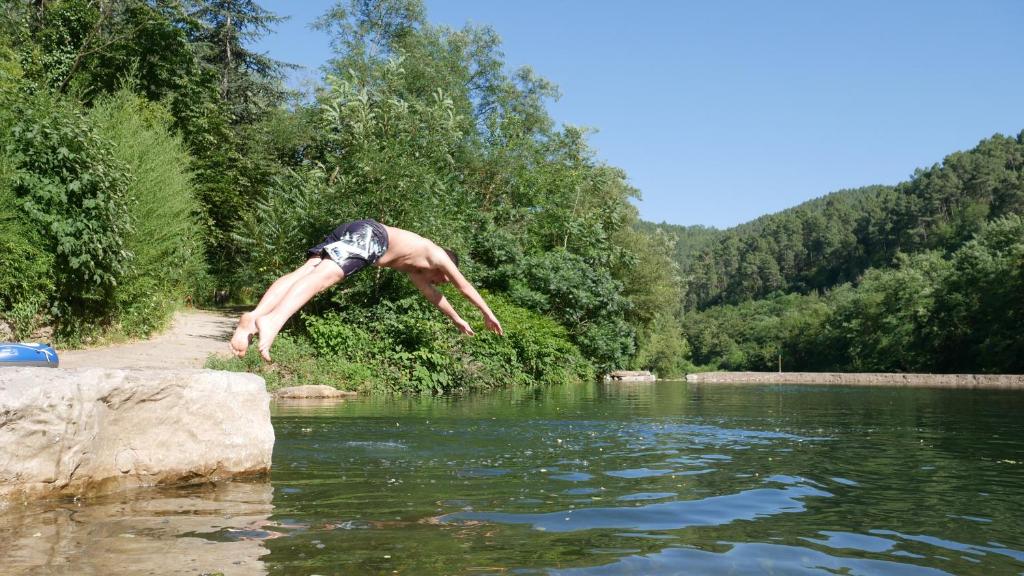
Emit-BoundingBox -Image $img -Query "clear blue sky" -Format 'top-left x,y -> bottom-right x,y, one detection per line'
253,0 -> 1024,229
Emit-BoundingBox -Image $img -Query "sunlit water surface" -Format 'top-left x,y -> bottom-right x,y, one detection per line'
3,381 -> 1023,575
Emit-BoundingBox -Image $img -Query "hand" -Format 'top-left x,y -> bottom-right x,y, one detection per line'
485,315 -> 504,336
455,318 -> 476,336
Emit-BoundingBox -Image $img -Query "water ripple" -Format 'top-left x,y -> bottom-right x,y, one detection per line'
548,542 -> 955,575
442,481 -> 831,533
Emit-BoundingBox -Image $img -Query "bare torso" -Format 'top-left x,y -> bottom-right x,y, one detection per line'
375,225 -> 447,275
373,223 -> 501,336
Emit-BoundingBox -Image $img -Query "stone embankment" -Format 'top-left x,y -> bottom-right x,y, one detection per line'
685,371 -> 1024,390
0,367 -> 274,504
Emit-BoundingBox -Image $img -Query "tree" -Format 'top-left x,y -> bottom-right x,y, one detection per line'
185,0 -> 291,124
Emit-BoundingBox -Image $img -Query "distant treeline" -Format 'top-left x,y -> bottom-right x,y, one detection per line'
0,0 -> 687,391
656,134 -> 1024,373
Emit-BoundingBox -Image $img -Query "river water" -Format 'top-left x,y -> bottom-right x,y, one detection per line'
3,381 -> 1023,575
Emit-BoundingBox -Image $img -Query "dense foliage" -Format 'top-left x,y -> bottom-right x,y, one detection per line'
88,90 -> 207,337
1,2 -> 209,343
0,0 -> 685,391
6,88 -> 132,335
209,291 -> 594,393
214,0 -> 688,385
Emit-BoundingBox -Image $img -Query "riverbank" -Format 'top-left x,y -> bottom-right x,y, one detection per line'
686,371 -> 1024,390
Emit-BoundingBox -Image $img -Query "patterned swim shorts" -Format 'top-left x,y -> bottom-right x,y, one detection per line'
306,219 -> 389,276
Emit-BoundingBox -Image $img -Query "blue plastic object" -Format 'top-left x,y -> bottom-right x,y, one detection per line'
0,343 -> 59,368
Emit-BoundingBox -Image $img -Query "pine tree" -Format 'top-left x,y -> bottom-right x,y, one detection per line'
186,0 -> 291,124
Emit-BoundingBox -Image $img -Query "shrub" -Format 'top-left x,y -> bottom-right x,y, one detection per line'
231,167 -> 335,289
6,90 -> 130,338
209,292 -> 593,394
205,333 -> 366,392
0,84 -> 55,339
497,249 -> 635,371
0,207 -> 53,339
632,312 -> 690,378
89,90 -> 206,337
0,194 -> 54,339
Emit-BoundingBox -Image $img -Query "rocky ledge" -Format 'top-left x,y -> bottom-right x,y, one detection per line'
273,384 -> 357,399
605,370 -> 656,382
0,368 -> 274,504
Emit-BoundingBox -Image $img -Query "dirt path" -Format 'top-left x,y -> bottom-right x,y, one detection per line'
58,309 -> 238,369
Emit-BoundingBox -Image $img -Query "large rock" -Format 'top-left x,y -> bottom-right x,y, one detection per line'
0,368 -> 274,504
274,384 -> 357,399
605,370 -> 656,382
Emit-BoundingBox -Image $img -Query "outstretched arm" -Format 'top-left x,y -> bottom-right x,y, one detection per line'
437,259 -> 504,335
409,273 -> 476,335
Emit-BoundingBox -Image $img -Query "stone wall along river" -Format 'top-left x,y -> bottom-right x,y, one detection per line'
686,371 -> 1024,389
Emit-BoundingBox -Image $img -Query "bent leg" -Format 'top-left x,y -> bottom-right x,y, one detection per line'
256,262 -> 345,361
230,258 -> 324,357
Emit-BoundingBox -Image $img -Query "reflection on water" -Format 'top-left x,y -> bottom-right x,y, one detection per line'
442,475 -> 831,532
548,542 -> 957,576
3,381 -> 1024,575
0,481 -> 277,575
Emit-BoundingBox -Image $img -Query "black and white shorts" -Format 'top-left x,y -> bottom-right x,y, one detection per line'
306,219 -> 389,277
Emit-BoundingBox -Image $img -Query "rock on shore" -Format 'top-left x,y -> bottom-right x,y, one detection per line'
274,384 -> 357,399
0,368 -> 274,504
605,370 -> 656,382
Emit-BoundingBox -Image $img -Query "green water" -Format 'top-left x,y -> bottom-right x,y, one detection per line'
4,381 -> 1024,575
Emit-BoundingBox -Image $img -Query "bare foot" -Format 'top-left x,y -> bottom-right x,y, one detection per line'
229,313 -> 257,357
255,315 -> 283,362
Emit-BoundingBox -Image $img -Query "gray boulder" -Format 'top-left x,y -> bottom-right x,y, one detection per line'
0,368 -> 274,503
605,370 -> 656,382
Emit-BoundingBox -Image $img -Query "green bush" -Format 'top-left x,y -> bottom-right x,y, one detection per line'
0,82 -> 46,336
89,90 -> 206,337
0,67 -> 53,339
302,293 -> 593,393
231,167 -> 335,289
209,292 -> 593,394
498,249 -> 635,371
0,172 -> 54,339
486,294 -> 595,385
206,332 -> 373,392
6,90 -> 130,338
0,212 -> 53,339
0,84 -> 204,343
632,313 -> 690,378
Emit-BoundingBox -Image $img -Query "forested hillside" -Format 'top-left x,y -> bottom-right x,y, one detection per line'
636,221 -> 723,273
0,0 -> 687,391
665,134 -> 1024,374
